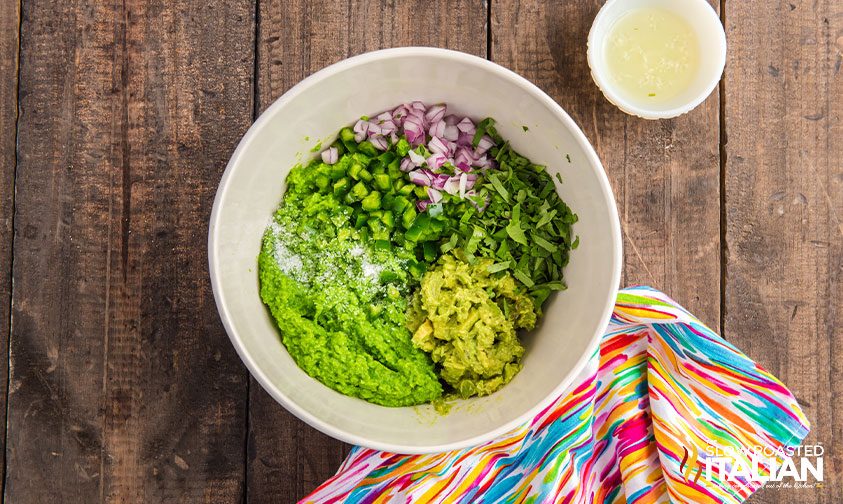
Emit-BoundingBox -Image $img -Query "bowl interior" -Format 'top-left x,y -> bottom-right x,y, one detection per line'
588,0 -> 726,118
210,49 -> 621,453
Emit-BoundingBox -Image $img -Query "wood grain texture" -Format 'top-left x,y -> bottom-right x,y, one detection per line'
0,0 -> 21,492
248,1 -> 487,501
492,0 -> 721,329
723,0 -> 842,502
6,0 -> 254,502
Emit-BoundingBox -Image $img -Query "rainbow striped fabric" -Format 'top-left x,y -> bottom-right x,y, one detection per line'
302,286 -> 810,503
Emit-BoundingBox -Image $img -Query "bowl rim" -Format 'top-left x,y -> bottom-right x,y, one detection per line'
208,46 -> 623,454
586,0 -> 727,120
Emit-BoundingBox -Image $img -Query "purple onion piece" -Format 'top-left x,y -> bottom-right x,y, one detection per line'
429,119 -> 446,138
424,104 -> 446,124
321,147 -> 338,165
443,176 -> 460,195
408,170 -> 431,186
475,135 -> 495,155
428,136 -> 448,155
457,131 -> 474,146
353,119 -> 369,134
408,149 -> 426,166
458,173 -> 468,198
426,153 -> 448,171
443,114 -> 460,126
428,188 -> 443,204
457,117 -> 476,134
367,123 -> 382,136
369,135 -> 388,151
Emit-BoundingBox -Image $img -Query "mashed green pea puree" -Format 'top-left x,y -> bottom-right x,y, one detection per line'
259,164 -> 442,407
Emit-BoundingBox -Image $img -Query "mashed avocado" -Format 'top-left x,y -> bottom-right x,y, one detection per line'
406,253 -> 537,399
258,163 -> 442,407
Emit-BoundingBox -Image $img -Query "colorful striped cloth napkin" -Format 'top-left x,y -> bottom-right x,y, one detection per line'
301,286 -> 810,503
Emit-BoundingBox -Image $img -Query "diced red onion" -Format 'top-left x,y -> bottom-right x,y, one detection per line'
443,125 -> 459,141
353,120 -> 369,134
425,104 -> 446,124
457,131 -> 474,146
408,170 -> 431,186
457,117 -> 476,134
475,135 -> 495,155
454,147 -> 475,167
444,114 -> 460,126
369,135 -> 388,151
428,136 -> 448,155
404,114 -> 423,128
343,102 -> 504,214
367,123 -> 382,136
404,115 -> 425,144
428,188 -> 443,204
404,128 -> 424,145
432,173 -> 451,190
321,147 -> 338,165
392,105 -> 409,121
380,120 -> 397,135
430,120 -> 446,138
408,149 -> 426,166
443,176 -> 460,195
475,155 -> 493,169
427,152 -> 448,170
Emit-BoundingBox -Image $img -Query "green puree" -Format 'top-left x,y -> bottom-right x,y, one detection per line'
258,162 -> 442,407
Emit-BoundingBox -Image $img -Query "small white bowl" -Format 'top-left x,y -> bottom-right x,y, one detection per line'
587,0 -> 727,119
209,48 -> 622,454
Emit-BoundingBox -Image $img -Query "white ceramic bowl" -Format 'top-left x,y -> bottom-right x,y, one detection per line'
209,48 -> 622,454
587,0 -> 727,119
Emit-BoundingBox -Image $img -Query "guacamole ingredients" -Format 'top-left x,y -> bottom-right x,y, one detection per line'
328,105 -> 578,306
261,101 -> 578,408
259,163 -> 442,407
417,117 -> 579,308
406,253 -> 537,398
324,101 -> 493,213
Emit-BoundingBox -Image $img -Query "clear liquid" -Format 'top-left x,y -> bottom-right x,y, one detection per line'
604,7 -> 700,104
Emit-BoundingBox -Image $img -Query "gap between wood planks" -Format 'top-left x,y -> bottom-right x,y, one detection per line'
2,0 -> 24,500
718,0 -> 728,340
243,0 -> 262,501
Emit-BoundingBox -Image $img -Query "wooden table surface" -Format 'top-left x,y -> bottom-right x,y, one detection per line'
0,0 -> 840,502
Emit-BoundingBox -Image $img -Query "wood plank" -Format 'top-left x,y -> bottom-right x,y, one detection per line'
248,1 -> 487,500
0,0 -> 21,491
6,0 -> 254,502
492,2 -> 722,329
723,0 -> 842,502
